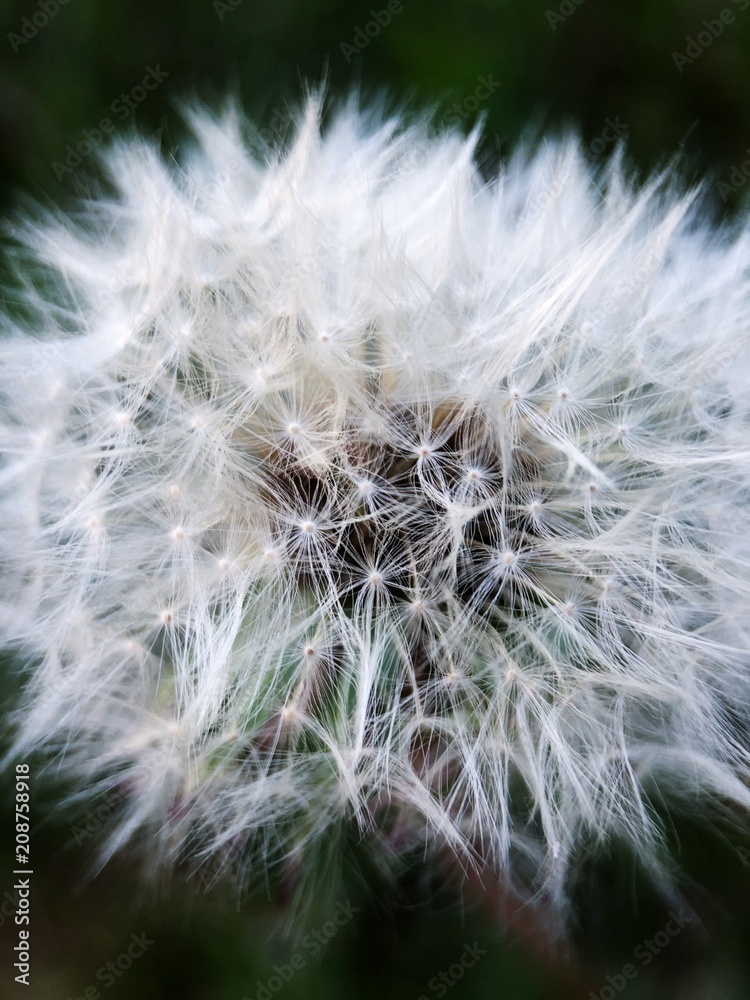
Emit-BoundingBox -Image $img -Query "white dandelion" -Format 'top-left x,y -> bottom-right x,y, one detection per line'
1,93 -> 750,921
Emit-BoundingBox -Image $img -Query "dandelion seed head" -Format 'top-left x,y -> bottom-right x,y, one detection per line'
2,93 -> 750,923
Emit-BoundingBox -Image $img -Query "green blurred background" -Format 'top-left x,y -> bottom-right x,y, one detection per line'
2,0 -> 750,997
2,0 -> 750,210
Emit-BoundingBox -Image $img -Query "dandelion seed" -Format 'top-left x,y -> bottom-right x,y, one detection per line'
281,703 -> 301,724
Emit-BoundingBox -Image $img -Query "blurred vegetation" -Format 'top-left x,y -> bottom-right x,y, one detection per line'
2,763 -> 750,999
2,0 -> 750,997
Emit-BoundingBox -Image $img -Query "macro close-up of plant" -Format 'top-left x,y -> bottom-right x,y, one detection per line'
2,3 -> 750,999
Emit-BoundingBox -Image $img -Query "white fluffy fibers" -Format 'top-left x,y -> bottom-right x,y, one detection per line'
2,95 -> 750,917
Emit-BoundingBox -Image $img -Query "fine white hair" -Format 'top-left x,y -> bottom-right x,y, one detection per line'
2,92 -> 750,921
